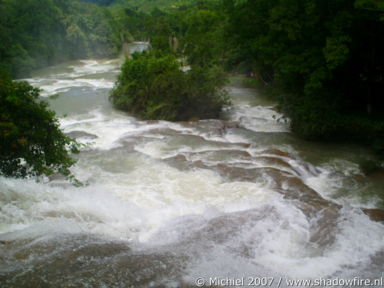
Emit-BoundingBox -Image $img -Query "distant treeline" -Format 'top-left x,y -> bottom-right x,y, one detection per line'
0,0 -> 120,78
0,0 -> 199,78
77,0 -> 115,6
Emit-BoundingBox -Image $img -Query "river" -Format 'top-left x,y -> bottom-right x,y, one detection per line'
1,44 -> 384,287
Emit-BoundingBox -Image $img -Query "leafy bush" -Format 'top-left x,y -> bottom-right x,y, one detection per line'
223,0 -> 384,152
110,51 -> 228,121
0,75 -> 79,178
281,90 -> 384,155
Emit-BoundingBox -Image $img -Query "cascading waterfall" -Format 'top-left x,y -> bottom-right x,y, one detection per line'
1,44 -> 383,287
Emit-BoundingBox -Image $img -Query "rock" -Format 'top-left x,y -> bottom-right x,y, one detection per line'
367,170 -> 384,180
308,207 -> 339,246
225,121 -> 241,129
362,208 -> 384,222
146,120 -> 160,124
65,130 -> 98,139
256,156 -> 298,174
48,173 -> 66,181
260,148 -> 291,158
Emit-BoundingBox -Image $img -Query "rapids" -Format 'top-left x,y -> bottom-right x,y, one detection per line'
1,44 -> 384,287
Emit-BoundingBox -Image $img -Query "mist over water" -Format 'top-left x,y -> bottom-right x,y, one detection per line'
1,46 -> 384,287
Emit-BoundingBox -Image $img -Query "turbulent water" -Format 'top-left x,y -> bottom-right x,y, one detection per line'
1,44 -> 384,287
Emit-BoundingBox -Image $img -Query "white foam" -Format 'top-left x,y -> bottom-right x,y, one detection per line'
4,56 -> 384,283
225,105 -> 290,133
60,109 -> 138,150
23,58 -> 121,97
70,59 -> 120,76
0,157 -> 279,243
2,166 -> 383,280
305,159 -> 380,208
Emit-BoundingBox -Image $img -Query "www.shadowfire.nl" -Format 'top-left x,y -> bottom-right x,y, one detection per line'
286,277 -> 383,287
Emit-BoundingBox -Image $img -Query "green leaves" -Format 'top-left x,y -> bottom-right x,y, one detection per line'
110,51 -> 228,121
323,35 -> 351,70
0,0 -> 119,78
223,0 -> 384,147
0,76 -> 79,179
355,0 -> 384,11
182,7 -> 224,67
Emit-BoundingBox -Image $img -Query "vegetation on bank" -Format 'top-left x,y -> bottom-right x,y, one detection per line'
0,75 -> 79,178
222,0 -> 384,153
79,0 -> 195,11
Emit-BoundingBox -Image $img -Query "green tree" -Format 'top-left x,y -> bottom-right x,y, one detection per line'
110,51 -> 228,121
182,6 -> 225,67
0,75 -> 79,178
223,0 -> 384,146
0,0 -> 120,78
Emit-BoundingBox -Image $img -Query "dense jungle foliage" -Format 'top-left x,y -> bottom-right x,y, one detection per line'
0,75 -> 79,178
222,0 -> 384,152
0,0 -> 120,78
0,0 -> 383,178
110,51 -> 228,120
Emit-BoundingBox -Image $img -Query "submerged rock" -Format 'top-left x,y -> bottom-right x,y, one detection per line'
362,208 -> 384,222
65,130 -> 98,139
